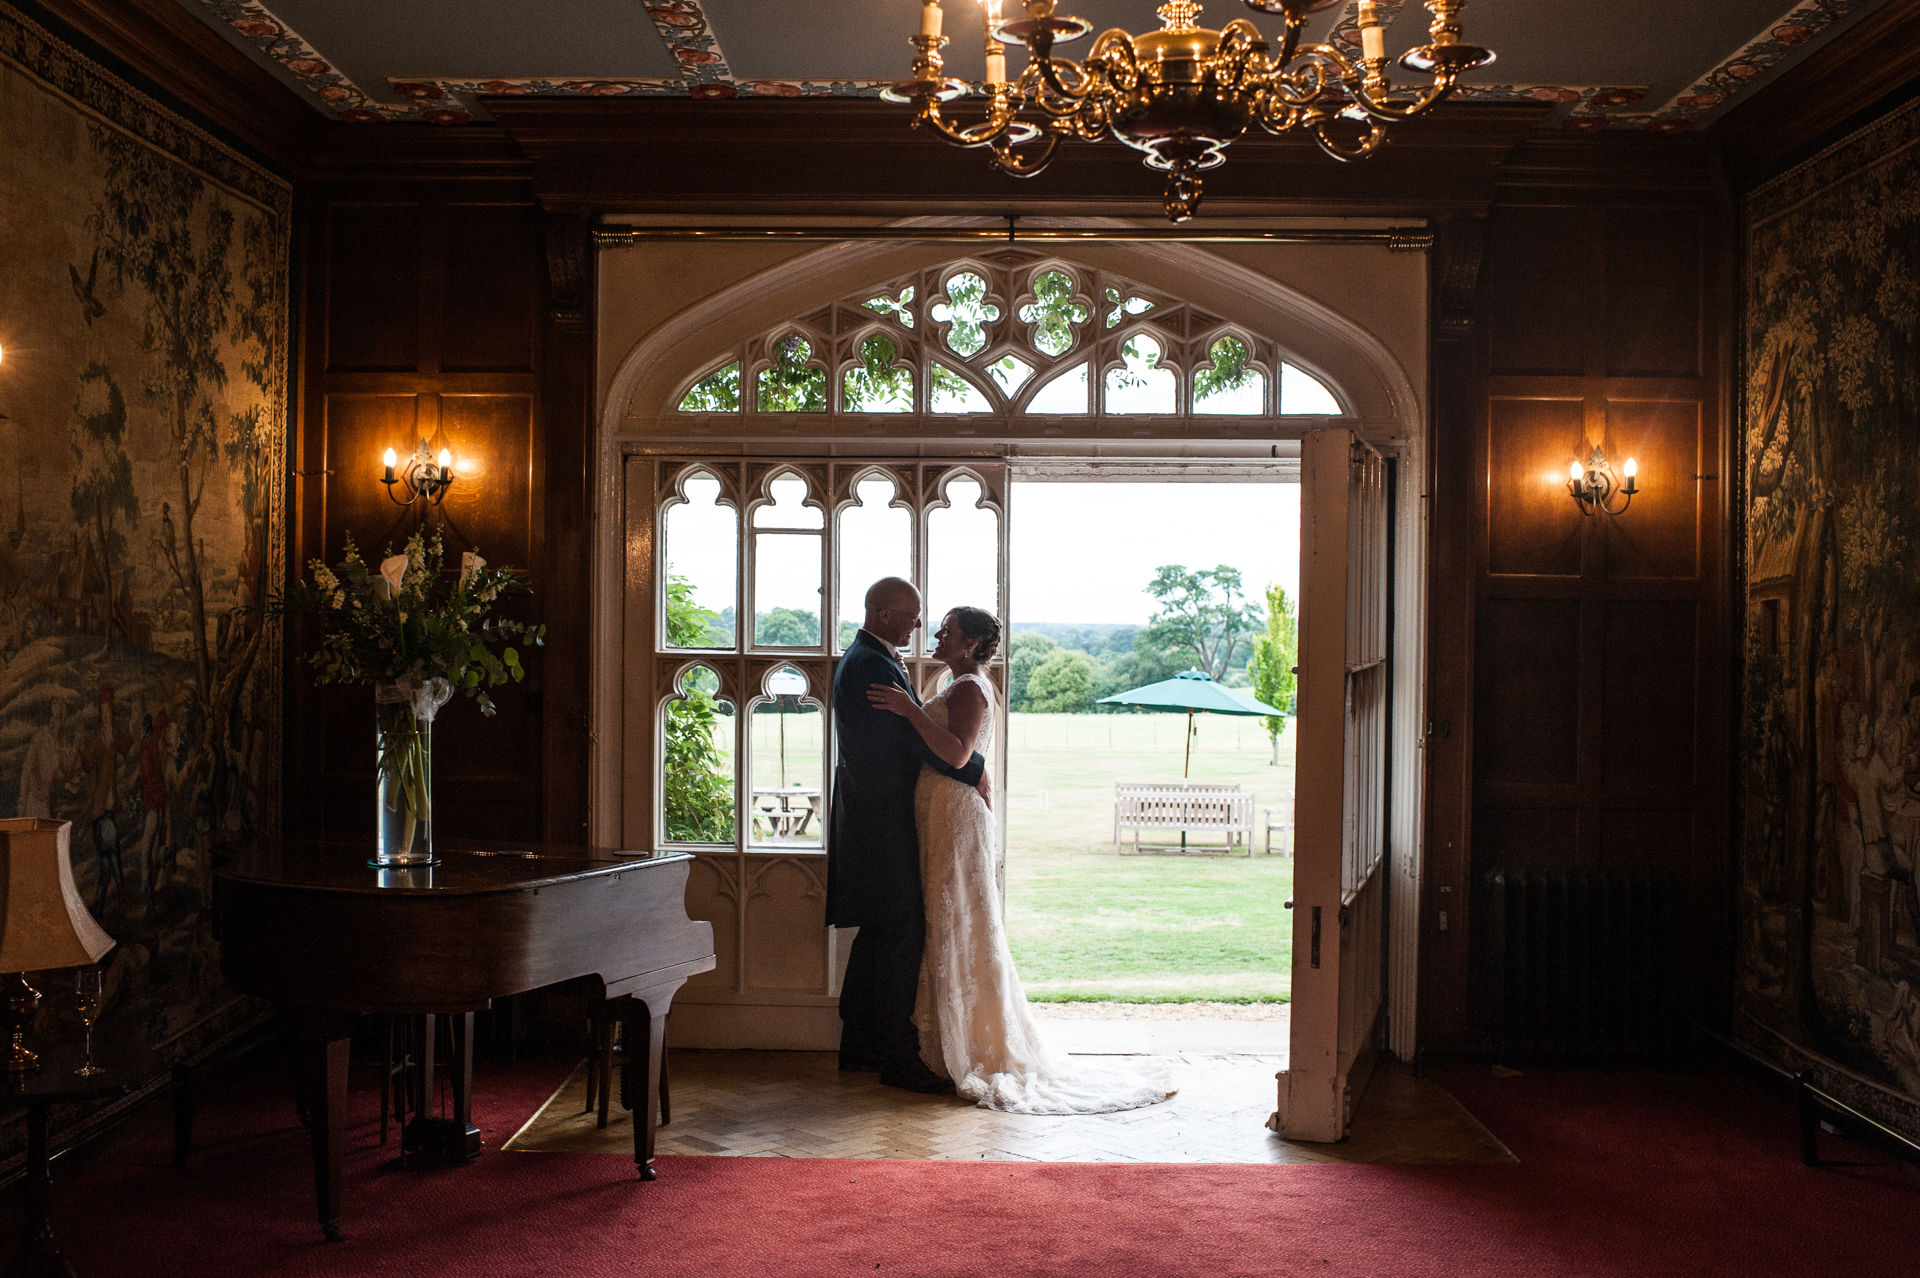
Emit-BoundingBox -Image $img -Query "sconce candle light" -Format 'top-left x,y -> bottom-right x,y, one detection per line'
1567,447 -> 1639,517
381,438 -> 457,508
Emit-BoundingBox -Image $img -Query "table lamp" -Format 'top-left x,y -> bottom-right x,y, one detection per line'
0,820 -> 115,1071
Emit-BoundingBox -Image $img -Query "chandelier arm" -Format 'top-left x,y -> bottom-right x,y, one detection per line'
1266,46 -> 1351,107
989,130 -> 1065,176
1349,76 -> 1457,122
1254,99 -> 1308,135
1309,118 -> 1386,162
1029,35 -> 1123,103
916,97 -> 1020,148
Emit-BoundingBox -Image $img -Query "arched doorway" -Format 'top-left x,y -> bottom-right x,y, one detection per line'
593,225 -> 1426,1138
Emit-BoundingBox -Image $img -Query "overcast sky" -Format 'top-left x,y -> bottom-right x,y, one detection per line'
1010,482 -> 1299,627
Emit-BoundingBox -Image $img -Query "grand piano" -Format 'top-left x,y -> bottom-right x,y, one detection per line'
214,839 -> 716,1241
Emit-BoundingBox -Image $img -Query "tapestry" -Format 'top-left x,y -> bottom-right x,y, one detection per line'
1740,94 -> 1920,1136
0,3 -> 287,1054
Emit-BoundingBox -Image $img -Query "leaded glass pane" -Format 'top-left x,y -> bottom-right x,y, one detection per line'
930,272 -> 1000,357
757,334 -> 828,412
663,471 -> 736,648
663,664 -> 736,843
929,364 -> 991,414
1019,270 -> 1089,356
1024,363 -> 1088,414
843,335 -> 914,413
679,361 -> 741,412
1281,362 -> 1342,414
1193,336 -> 1265,414
1104,334 -> 1176,414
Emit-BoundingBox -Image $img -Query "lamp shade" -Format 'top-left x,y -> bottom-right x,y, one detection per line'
0,819 -> 115,972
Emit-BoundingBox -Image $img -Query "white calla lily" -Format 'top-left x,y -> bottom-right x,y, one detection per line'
379,554 -> 409,600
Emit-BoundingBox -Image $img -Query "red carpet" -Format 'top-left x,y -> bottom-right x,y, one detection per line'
5,1050 -> 1914,1277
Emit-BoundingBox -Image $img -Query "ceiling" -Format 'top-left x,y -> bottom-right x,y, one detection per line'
173,0 -> 1888,132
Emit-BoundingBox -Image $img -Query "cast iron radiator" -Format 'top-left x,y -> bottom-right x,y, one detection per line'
1480,869 -> 1682,1060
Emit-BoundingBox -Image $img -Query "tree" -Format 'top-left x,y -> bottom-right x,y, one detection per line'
1139,564 -> 1264,681
91,121 -> 279,858
1246,582 -> 1298,765
663,575 -> 735,842
1007,632 -> 1057,710
1094,646 -> 1183,705
1026,649 -> 1098,713
755,607 -> 819,646
69,361 -> 136,639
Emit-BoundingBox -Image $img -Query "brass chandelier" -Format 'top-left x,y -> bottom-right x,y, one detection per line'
883,0 -> 1494,222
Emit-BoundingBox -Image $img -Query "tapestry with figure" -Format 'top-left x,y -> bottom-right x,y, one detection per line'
0,3 -> 287,1053
1740,94 -> 1920,1136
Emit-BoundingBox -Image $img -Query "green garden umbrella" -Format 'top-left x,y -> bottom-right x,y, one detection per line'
1096,669 -> 1283,778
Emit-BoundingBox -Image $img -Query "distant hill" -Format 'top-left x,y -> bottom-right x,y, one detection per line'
1013,621 -> 1143,652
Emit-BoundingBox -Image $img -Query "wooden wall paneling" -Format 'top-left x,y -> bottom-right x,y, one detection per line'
538,212 -> 596,844
326,206 -> 423,373
444,205 -> 541,373
1458,158 -> 1729,1050
1474,597 -> 1581,794
1419,215 -> 1487,1049
1487,397 -> 1585,577
288,180 -> 550,843
1604,208 -> 1702,378
1480,206 -> 1591,378
1601,398 -> 1701,580
1600,599 -> 1699,804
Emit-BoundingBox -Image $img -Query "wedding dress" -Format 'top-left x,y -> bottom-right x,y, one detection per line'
912,672 -> 1176,1114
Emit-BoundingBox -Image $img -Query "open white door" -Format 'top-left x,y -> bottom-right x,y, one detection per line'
1277,431 -> 1390,1141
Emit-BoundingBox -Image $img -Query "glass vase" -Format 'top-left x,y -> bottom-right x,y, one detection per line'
374,699 -> 436,867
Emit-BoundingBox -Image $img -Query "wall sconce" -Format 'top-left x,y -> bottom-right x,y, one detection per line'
1567,447 -> 1638,517
382,438 -> 457,508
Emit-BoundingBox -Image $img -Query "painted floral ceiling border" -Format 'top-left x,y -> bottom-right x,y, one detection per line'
197,0 -> 1875,131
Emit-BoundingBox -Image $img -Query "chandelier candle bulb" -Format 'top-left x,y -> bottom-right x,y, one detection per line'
1569,460 -> 1585,483
437,448 -> 452,471
383,448 -> 397,484
1623,457 -> 1638,494
921,0 -> 943,39
1359,2 -> 1386,60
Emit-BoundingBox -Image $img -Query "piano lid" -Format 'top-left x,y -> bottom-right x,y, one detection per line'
218,836 -> 693,896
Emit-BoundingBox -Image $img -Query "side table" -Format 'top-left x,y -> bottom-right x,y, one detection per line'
2,1029 -> 154,1278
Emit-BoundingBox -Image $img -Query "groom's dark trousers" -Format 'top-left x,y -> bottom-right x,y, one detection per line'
827,630 -> 985,1070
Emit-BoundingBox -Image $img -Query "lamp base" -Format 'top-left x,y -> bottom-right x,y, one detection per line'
4,973 -> 43,1072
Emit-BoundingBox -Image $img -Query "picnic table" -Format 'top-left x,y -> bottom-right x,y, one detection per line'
751,787 -> 821,841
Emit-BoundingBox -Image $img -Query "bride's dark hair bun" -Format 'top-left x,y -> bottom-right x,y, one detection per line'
947,606 -> 1002,661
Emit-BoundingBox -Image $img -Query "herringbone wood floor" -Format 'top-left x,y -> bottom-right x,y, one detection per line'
504,1051 -> 1513,1165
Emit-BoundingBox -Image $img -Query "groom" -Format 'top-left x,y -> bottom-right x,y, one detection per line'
827,577 -> 986,1092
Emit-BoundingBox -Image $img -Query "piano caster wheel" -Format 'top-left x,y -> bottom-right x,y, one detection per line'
639,1163 -> 657,1182
322,1221 -> 346,1243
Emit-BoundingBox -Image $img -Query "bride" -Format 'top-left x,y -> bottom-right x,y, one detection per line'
868,606 -> 1175,1115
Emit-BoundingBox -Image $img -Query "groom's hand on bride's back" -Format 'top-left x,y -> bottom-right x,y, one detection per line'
977,773 -> 992,810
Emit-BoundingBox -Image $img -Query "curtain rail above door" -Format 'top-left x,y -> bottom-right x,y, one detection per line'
595,225 -> 1433,250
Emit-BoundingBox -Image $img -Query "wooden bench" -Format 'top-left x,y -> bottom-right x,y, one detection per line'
1113,782 -> 1256,855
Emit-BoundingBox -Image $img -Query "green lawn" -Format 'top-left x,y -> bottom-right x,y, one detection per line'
736,705 -> 1297,1001
1003,712 -> 1297,1002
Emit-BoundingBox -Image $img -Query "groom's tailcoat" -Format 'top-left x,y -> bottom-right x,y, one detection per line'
826,630 -> 984,928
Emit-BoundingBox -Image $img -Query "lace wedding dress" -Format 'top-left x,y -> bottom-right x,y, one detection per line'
912,672 -> 1176,1114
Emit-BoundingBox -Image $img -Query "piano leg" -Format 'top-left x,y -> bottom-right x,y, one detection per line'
620,998 -> 669,1181
291,1007 -> 358,1243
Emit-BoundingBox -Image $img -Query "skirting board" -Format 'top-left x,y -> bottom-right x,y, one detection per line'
668,1002 -> 841,1051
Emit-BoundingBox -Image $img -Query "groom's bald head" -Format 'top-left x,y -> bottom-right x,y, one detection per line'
864,577 -> 922,648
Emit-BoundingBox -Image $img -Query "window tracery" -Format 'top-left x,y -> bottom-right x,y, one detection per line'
668,255 -> 1345,422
